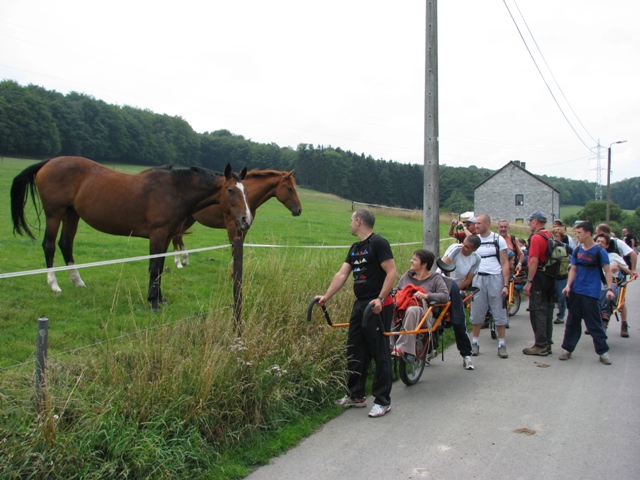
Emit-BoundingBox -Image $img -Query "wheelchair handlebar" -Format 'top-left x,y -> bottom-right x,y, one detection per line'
307,297 -> 333,326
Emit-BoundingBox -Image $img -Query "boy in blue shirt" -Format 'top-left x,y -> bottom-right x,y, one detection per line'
559,221 -> 616,365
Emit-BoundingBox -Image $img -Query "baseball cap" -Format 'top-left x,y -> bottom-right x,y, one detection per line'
526,211 -> 547,222
464,217 -> 476,224
553,219 -> 564,226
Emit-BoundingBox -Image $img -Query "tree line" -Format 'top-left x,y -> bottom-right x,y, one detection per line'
1,80 -> 638,213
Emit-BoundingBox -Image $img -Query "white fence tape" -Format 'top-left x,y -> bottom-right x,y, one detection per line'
0,238 -> 455,280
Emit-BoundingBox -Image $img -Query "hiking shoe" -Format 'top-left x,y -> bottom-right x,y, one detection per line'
498,344 -> 508,358
471,342 -> 479,356
621,321 -> 629,338
335,396 -> 366,408
463,356 -> 475,370
546,345 -> 552,355
554,317 -> 565,324
559,350 -> 572,361
599,352 -> 612,365
523,345 -> 549,356
368,404 -> 391,418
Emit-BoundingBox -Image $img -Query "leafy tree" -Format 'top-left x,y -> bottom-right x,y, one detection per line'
576,200 -> 623,225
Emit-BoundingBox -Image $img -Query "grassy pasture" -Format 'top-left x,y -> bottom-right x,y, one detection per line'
1,157 -> 457,478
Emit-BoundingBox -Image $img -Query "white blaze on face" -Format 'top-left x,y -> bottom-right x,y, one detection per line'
237,183 -> 252,226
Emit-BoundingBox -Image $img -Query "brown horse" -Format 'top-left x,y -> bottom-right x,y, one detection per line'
11,156 -> 252,310
172,169 -> 302,267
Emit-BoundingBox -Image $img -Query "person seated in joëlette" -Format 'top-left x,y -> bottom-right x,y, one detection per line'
392,249 -> 449,358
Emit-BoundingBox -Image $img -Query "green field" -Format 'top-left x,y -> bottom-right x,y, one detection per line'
1,157 -> 459,478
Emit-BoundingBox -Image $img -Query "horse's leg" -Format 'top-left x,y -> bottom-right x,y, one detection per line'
59,209 -> 86,287
147,234 -> 168,311
172,234 -> 187,268
43,216 -> 62,293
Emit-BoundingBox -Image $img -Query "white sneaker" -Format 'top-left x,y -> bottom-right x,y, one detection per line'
463,356 -> 475,370
368,404 -> 391,418
558,350 -> 572,361
599,352 -> 612,365
334,395 -> 366,408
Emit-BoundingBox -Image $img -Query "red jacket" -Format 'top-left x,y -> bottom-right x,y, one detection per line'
395,284 -> 427,313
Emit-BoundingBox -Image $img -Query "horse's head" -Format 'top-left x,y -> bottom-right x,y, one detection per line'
222,164 -> 253,233
276,170 -> 302,217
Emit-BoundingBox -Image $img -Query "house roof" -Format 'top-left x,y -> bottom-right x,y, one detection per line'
473,161 -> 560,194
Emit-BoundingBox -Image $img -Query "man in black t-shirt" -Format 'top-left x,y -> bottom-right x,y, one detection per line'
316,209 -> 397,418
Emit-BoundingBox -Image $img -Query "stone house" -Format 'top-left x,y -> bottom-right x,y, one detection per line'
474,161 -> 560,225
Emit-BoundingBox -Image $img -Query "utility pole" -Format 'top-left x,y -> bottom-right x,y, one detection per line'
606,140 -> 627,222
594,140 -> 603,201
423,0 -> 439,256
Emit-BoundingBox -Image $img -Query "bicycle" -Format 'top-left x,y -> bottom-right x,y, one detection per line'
507,271 -> 527,317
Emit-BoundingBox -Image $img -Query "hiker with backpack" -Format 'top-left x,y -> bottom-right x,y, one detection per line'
522,211 -> 559,356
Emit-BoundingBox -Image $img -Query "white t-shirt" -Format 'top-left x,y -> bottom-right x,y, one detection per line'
441,243 -> 481,285
613,237 -> 632,257
476,232 -> 508,275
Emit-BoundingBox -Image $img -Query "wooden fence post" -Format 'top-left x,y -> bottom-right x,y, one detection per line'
35,317 -> 49,413
232,239 -> 244,332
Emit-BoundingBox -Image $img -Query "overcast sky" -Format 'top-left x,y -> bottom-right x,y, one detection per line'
1,0 -> 638,186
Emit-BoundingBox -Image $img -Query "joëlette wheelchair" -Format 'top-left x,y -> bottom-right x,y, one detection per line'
307,258 -> 478,386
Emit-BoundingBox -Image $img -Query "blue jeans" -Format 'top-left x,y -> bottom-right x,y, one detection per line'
555,276 -> 567,319
561,292 -> 609,355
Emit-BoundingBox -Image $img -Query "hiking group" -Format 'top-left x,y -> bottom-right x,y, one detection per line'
317,209 -> 637,419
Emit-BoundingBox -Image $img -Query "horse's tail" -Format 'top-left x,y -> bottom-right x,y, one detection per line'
10,160 -> 49,239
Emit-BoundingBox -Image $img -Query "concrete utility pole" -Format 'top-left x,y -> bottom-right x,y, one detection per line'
423,0 -> 439,256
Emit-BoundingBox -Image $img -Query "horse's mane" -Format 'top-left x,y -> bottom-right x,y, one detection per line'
155,164 -> 223,187
247,169 -> 296,185
247,169 -> 284,177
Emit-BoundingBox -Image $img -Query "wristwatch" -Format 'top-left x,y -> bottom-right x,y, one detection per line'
378,296 -> 385,303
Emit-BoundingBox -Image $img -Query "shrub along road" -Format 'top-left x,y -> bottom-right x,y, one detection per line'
248,280 -> 640,479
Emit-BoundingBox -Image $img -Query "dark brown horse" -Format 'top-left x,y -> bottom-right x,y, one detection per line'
172,169 -> 302,267
11,156 -> 252,310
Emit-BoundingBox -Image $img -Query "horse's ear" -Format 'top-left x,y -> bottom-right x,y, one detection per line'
239,167 -> 248,180
285,170 -> 295,178
224,164 -> 232,179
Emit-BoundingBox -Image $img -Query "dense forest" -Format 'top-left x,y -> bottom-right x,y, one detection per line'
1,80 -> 639,212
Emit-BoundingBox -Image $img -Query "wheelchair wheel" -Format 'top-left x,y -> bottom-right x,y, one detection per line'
399,333 -> 427,386
507,293 -> 521,317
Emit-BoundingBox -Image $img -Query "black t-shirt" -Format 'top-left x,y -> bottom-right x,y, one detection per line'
345,233 -> 394,300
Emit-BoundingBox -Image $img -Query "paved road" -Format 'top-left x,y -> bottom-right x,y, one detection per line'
248,280 -> 640,480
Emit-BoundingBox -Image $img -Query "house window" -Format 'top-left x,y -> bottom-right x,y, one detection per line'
515,194 -> 524,206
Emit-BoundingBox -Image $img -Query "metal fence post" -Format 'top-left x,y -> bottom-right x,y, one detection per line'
35,317 -> 49,413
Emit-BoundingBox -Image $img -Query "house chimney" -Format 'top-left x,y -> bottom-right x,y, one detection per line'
521,162 -> 526,170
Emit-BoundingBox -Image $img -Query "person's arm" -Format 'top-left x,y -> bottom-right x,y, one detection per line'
603,263 -> 616,301
499,249 -> 510,295
371,258 -> 397,313
316,262 -> 351,305
448,220 -> 457,237
563,264 -> 576,295
628,249 -> 637,277
458,272 -> 475,291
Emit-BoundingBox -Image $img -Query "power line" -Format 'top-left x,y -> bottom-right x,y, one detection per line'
502,0 -> 597,154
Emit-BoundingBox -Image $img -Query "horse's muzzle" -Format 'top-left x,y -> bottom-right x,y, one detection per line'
291,206 -> 302,217
238,217 -> 252,232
